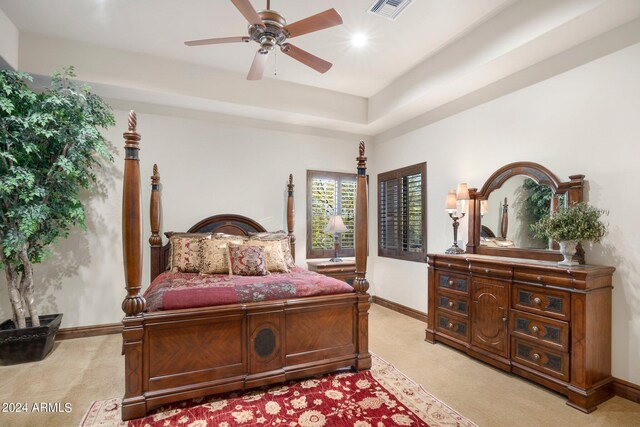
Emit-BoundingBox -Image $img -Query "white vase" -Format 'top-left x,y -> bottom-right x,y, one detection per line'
558,241 -> 579,266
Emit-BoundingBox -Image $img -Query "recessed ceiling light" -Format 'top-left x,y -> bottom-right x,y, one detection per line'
351,33 -> 368,48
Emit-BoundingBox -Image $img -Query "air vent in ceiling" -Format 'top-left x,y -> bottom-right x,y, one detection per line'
367,0 -> 413,21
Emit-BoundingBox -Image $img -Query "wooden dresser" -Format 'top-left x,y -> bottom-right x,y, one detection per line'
307,259 -> 356,285
426,253 -> 615,413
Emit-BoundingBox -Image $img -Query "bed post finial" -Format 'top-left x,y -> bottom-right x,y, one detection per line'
122,110 -> 146,317
354,141 -> 369,294
287,174 -> 296,262
128,110 -> 137,132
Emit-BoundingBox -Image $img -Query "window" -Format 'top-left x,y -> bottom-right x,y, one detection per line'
378,163 -> 427,262
307,170 -> 357,259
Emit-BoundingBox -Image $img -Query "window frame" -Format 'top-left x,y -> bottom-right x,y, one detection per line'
306,170 -> 357,259
377,162 -> 427,263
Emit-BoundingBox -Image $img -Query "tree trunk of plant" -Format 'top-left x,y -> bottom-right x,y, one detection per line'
18,248 -> 39,327
3,258 -> 26,329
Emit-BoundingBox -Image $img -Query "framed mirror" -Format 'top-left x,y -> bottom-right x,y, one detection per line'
466,162 -> 585,263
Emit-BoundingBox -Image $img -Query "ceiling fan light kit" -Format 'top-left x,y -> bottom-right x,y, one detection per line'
185,0 -> 343,81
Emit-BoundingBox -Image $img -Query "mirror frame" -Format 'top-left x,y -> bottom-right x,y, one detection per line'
466,161 -> 585,263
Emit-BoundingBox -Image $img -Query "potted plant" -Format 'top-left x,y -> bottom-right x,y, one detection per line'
531,202 -> 608,266
0,68 -> 114,364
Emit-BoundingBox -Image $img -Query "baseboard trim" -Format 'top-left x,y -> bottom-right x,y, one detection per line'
613,377 -> 640,404
56,322 -> 122,340
372,296 -> 427,323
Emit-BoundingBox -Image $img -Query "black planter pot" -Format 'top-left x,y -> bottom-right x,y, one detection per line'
0,314 -> 63,365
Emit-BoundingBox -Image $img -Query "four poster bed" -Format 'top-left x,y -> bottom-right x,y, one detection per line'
120,112 -> 371,420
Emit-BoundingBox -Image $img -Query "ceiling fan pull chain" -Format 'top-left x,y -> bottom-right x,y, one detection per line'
274,50 -> 278,77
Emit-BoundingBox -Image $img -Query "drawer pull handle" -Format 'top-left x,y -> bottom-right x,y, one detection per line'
531,325 -> 539,333
448,301 -> 455,308
448,322 -> 454,330
533,297 -> 542,305
340,268 -> 344,272
536,276 -> 542,281
532,353 -> 541,361
502,316 -> 507,322
485,268 -> 490,273
448,263 -> 452,268
448,280 -> 454,287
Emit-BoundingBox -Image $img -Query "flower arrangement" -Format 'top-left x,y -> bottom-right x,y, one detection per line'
532,202 -> 608,244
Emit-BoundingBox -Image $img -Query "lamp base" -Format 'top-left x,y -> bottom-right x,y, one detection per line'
328,257 -> 343,262
445,245 -> 465,255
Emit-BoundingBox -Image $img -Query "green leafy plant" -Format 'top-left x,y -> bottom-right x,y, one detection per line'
522,178 -> 554,223
0,67 -> 115,329
531,202 -> 608,243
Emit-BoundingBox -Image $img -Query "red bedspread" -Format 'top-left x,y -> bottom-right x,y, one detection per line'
144,267 -> 354,311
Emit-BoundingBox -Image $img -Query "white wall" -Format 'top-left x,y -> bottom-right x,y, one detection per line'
0,109 -> 362,328
369,41 -> 640,384
0,8 -> 18,69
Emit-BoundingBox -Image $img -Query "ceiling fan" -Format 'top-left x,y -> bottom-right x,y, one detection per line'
184,0 -> 343,80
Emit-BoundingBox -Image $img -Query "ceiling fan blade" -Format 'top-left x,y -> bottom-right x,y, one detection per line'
184,36 -> 250,46
283,8 -> 343,38
247,50 -> 270,80
280,43 -> 332,74
231,0 -> 264,27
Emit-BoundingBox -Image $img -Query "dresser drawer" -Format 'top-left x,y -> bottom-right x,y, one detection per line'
511,337 -> 569,381
510,310 -> 569,352
514,268 -> 574,288
469,261 -> 512,280
436,291 -> 469,317
434,257 -> 469,272
435,311 -> 470,343
512,283 -> 570,321
436,272 -> 469,295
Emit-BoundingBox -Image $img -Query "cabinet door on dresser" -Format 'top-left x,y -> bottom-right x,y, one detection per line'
471,277 -> 509,358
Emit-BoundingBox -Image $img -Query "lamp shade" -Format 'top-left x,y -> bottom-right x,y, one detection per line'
324,215 -> 348,234
456,182 -> 470,200
480,199 -> 489,215
445,190 -> 457,212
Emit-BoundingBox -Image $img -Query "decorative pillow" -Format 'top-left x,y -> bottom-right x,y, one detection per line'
248,231 -> 295,268
169,234 -> 211,273
199,236 -> 245,274
246,238 -> 290,272
227,243 -> 269,276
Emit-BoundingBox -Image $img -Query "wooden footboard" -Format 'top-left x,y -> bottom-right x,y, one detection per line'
122,293 -> 370,419
120,112 -> 370,420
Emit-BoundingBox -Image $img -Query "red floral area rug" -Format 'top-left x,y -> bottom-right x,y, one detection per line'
81,354 -> 476,427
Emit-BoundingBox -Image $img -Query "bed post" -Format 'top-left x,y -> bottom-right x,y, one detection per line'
150,164 -> 162,281
121,111 -> 147,420
354,141 -> 371,370
287,174 -> 296,262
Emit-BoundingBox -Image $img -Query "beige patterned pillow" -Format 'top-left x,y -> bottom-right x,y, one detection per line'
170,234 -> 211,273
199,236 -> 245,274
248,231 -> 295,268
246,238 -> 290,273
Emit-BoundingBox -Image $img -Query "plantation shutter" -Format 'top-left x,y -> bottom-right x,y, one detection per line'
403,173 -> 423,253
307,170 -> 357,258
378,163 -> 427,262
378,178 -> 399,257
